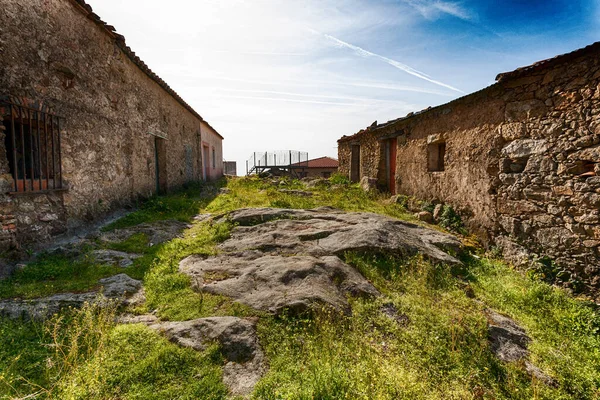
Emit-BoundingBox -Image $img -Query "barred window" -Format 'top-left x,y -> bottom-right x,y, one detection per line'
1,100 -> 63,193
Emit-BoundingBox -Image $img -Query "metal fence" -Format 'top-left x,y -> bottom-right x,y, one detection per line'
246,150 -> 308,175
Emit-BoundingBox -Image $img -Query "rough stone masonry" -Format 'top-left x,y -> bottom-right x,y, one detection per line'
338,42 -> 600,296
0,0 -> 224,263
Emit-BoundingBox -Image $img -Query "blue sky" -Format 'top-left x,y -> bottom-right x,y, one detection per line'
87,0 -> 599,174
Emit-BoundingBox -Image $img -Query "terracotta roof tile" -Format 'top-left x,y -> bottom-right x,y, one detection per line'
292,156 -> 338,168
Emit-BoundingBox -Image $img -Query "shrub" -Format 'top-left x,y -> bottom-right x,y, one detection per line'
438,205 -> 465,233
329,173 -> 350,185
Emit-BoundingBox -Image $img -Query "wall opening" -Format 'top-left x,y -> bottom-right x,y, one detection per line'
350,144 -> 360,182
1,102 -> 63,192
386,138 -> 397,194
427,142 -> 446,172
203,144 -> 210,180
154,136 -> 167,194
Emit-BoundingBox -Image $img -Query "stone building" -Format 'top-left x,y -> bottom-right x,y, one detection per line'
338,42 -> 600,293
0,0 -> 224,252
293,156 -> 339,179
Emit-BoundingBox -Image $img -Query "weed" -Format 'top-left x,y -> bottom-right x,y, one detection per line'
329,173 -> 351,185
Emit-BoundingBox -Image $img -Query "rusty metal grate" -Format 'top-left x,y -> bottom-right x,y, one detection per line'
0,100 -> 63,193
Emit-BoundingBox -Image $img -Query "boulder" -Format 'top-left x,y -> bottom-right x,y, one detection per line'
181,207 -> 462,315
0,274 -> 142,321
360,176 -> 377,191
416,211 -> 434,223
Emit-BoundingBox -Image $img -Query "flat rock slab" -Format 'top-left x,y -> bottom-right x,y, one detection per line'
0,274 -> 142,321
99,220 -> 191,246
181,253 -> 379,315
224,207 -> 461,264
486,309 -> 556,386
147,316 -> 265,398
181,207 -> 461,315
90,249 -> 141,268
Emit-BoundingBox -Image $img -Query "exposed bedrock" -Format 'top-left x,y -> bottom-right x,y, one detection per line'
181,207 -> 462,315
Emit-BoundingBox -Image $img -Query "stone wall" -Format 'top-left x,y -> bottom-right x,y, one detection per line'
0,0 -> 223,253
201,121 -> 225,181
338,43 -> 600,294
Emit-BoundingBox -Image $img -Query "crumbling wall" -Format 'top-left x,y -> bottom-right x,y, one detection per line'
493,52 -> 600,292
338,45 -> 600,294
0,0 -> 222,251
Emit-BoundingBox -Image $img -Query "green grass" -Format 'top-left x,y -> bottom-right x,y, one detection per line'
141,220 -> 257,321
57,324 -> 228,399
0,253 -> 121,300
103,182 -> 224,231
2,176 -> 600,399
255,254 -> 600,399
0,302 -> 228,399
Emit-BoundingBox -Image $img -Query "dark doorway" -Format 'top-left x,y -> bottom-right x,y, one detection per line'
350,144 -> 360,183
386,138 -> 397,194
154,136 -> 167,194
203,144 -> 210,180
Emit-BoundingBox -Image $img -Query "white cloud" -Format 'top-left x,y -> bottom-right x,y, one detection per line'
403,0 -> 475,21
85,0 -> 465,174
317,31 -> 465,93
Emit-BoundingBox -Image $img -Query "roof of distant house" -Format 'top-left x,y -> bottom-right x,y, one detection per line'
339,40 -> 600,143
292,156 -> 339,168
68,0 -> 224,140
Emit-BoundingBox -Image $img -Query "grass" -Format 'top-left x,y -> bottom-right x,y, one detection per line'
0,302 -> 228,399
1,176 -> 599,399
0,253 -> 121,300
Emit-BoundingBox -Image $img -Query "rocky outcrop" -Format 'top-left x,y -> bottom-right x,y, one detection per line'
0,274 -> 142,320
486,309 -> 556,386
99,220 -> 191,246
181,207 -> 461,315
135,316 -> 266,398
89,249 -> 141,267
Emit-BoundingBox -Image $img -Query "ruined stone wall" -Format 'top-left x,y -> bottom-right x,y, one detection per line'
338,46 -> 600,293
0,0 -> 222,251
493,52 -> 600,292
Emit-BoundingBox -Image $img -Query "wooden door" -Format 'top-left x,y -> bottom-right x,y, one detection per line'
350,145 -> 360,182
388,138 -> 397,194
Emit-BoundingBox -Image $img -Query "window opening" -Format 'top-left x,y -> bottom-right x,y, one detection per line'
1,101 -> 63,192
427,142 -> 446,172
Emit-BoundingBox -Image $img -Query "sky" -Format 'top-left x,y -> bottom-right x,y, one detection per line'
87,0 -> 599,175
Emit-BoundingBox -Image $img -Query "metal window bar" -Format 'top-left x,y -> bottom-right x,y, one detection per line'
1,101 -> 63,193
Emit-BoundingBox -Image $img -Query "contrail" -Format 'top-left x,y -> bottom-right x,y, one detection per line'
320,32 -> 464,94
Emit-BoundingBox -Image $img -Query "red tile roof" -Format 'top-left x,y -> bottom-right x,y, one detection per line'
293,156 -> 339,168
